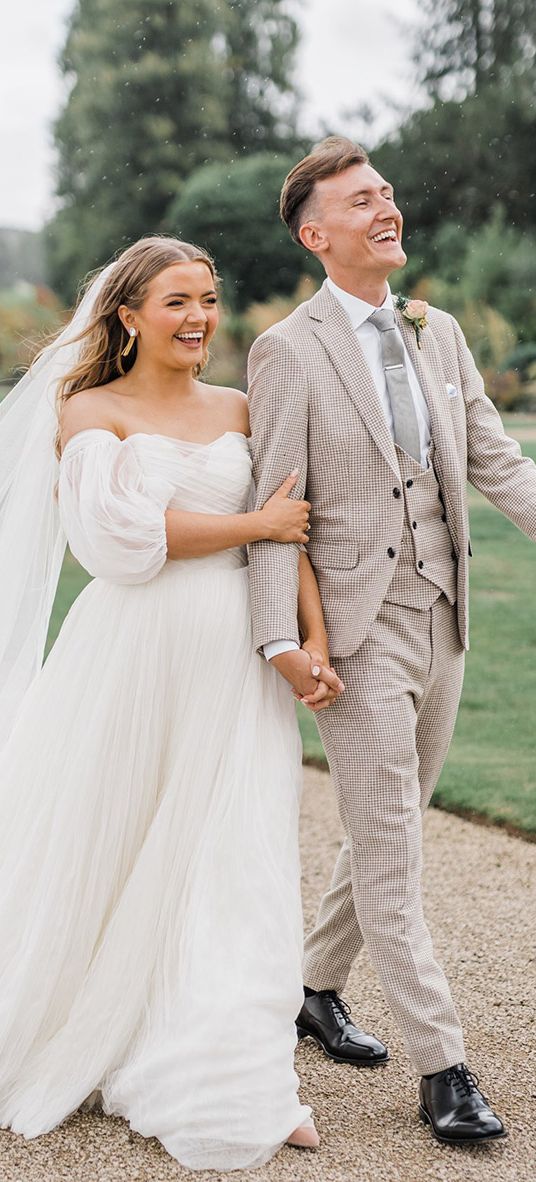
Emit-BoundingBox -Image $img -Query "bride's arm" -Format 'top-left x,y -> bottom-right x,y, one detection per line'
59,394 -> 310,560
164,479 -> 309,558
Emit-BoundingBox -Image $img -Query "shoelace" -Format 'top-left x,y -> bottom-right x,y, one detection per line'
443,1065 -> 483,1099
319,990 -> 353,1026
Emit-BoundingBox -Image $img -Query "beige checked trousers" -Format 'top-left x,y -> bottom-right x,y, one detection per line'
303,595 -> 466,1074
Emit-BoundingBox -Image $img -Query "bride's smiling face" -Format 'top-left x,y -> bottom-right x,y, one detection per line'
120,261 -> 219,370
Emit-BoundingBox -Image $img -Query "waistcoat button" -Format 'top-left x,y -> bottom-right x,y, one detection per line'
406,479 -> 413,488
387,547 -> 396,558
393,487 -> 401,498
412,520 -> 417,529
417,560 -> 424,569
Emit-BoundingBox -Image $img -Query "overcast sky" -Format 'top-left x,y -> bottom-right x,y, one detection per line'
0,0 -> 421,231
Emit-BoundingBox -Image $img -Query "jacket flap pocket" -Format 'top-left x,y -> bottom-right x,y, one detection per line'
307,536 -> 359,569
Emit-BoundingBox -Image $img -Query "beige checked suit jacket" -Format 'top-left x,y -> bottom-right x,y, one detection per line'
247,280 -> 536,657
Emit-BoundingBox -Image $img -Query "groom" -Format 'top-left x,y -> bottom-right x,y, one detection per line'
247,136 -> 536,1144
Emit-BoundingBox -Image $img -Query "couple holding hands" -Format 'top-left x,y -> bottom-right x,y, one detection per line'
1,135 -> 534,1170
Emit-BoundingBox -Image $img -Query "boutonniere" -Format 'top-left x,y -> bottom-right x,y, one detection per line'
395,294 -> 429,349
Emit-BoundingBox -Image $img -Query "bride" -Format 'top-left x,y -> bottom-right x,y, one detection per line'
0,236 -> 342,1170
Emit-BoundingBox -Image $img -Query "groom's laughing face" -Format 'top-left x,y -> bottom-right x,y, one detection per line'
299,162 -> 406,279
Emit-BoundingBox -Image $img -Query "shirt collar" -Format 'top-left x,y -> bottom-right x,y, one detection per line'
326,277 -> 393,331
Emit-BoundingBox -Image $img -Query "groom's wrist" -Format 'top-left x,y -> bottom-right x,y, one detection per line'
302,635 -> 330,665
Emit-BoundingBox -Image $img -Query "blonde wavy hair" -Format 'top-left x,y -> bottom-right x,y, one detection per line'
50,236 -> 217,455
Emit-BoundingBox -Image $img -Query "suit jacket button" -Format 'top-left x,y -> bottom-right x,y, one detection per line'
406,479 -> 413,488
417,560 -> 424,569
387,547 -> 396,558
441,513 -> 447,522
393,487 -> 401,498
412,520 -> 417,529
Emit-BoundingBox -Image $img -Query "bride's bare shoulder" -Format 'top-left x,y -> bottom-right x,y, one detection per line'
205,384 -> 249,436
59,387 -> 121,451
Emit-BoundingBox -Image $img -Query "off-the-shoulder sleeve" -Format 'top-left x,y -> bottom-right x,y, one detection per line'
58,430 -> 175,584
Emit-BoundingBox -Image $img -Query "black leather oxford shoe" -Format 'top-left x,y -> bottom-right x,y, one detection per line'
419,1063 -> 507,1144
296,989 -> 389,1065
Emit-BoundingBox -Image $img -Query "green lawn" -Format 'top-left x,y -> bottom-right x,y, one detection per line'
46,419 -> 536,836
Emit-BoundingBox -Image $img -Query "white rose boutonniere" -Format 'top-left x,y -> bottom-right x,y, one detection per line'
395,294 -> 429,349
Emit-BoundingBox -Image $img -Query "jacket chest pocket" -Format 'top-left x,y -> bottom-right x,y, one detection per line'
446,390 -> 468,472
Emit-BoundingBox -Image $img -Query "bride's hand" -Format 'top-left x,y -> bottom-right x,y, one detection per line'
259,472 -> 311,543
299,642 -> 345,711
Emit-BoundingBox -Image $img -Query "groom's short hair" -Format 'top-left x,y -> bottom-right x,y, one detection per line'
280,136 -> 369,246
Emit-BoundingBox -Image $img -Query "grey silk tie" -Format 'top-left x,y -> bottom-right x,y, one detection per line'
368,308 -> 421,463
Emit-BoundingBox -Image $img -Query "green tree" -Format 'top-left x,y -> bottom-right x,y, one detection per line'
374,70 -> 536,279
223,0 -> 301,153
47,0 -> 228,300
46,0 -> 301,302
169,153 -> 317,310
414,0 -> 536,99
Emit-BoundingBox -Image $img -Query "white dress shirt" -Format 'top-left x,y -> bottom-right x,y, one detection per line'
264,279 -> 432,662
326,278 -> 431,466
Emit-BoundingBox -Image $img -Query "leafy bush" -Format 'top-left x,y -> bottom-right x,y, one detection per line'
404,210 -> 536,343
501,342 -> 536,380
480,368 -> 526,412
204,277 -> 320,390
168,153 -> 320,310
0,285 -> 63,382
461,209 -> 536,342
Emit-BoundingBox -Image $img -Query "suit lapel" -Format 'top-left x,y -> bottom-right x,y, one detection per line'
309,283 -> 399,478
396,308 -> 467,544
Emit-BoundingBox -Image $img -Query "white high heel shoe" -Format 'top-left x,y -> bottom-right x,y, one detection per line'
286,1116 -> 320,1149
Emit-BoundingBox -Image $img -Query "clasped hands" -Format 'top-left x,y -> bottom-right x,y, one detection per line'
271,641 -> 344,712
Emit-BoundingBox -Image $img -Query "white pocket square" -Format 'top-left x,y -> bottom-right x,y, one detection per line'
446,383 -> 459,399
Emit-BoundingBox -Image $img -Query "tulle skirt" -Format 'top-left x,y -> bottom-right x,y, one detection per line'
0,550 -> 309,1170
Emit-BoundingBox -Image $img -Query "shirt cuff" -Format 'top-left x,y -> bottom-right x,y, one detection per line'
263,639 -> 300,662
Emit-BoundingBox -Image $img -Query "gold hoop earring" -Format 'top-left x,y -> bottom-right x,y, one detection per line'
121,327 -> 137,358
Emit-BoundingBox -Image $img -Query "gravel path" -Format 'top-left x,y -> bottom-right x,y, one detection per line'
1,767 -> 534,1182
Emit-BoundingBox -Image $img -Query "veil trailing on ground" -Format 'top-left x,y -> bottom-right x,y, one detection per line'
0,263 -> 115,748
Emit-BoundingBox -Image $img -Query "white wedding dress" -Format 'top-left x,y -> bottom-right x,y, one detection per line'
0,427 -> 310,1171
